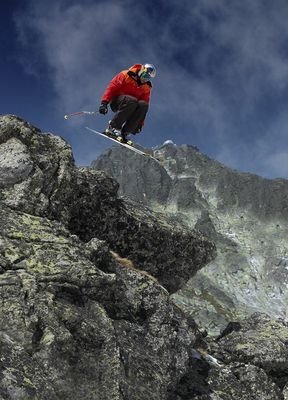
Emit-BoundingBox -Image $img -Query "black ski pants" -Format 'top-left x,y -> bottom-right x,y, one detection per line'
110,95 -> 148,134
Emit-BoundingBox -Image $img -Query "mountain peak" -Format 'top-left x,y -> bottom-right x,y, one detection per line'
92,138 -> 288,337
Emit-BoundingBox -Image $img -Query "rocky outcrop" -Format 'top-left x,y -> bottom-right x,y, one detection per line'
92,141 -> 288,336
171,312 -> 288,399
207,312 -> 288,399
68,168 -> 215,292
0,116 -> 75,223
0,115 -> 214,399
0,115 -> 215,293
2,115 -> 288,399
0,202 -> 203,399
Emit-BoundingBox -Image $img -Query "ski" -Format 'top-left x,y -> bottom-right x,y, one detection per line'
85,127 -> 159,162
64,111 -> 97,119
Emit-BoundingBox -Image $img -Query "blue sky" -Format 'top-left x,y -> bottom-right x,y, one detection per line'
2,0 -> 288,179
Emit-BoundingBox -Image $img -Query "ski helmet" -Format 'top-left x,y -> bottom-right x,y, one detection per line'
138,64 -> 156,81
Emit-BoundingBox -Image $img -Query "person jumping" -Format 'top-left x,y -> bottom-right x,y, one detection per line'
98,63 -> 156,145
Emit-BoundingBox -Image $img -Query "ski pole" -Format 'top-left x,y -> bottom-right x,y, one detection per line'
64,110 -> 98,119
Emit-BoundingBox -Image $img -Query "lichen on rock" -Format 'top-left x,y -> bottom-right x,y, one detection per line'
1,115 -> 287,399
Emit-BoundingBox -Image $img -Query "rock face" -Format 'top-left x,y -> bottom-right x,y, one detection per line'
92,142 -> 288,336
1,202 -> 202,399
68,170 -> 215,292
0,116 -> 215,293
2,115 -> 288,399
0,115 -> 214,399
206,312 -> 288,400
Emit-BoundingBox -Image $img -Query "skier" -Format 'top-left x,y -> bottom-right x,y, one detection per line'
98,63 -> 156,145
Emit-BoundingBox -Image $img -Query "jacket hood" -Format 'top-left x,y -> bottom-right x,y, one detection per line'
128,64 -> 142,74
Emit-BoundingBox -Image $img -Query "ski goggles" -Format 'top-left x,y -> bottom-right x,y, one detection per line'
139,66 -> 155,80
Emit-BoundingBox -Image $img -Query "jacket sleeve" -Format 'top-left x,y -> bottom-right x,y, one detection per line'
101,72 -> 125,103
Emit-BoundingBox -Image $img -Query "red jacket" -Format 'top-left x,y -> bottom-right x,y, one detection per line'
101,64 -> 152,104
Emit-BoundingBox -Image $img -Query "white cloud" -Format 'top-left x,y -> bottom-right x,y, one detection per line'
15,2 -> 128,112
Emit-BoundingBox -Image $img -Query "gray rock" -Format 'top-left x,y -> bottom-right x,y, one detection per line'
0,198 -> 209,399
92,146 -> 171,206
91,141 -> 288,335
69,168 -> 215,292
194,363 -> 283,400
214,313 -> 288,376
183,313 -> 287,399
2,115 -> 287,399
0,115 -> 75,223
0,115 -> 215,293
0,115 -> 215,399
0,138 -> 33,185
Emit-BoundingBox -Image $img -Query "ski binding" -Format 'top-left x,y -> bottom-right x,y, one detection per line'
85,127 -> 159,162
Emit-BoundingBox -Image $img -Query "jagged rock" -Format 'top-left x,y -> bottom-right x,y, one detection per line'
69,168 -> 215,291
0,115 -> 215,293
3,115 -> 287,399
0,201 -> 206,399
172,350 -> 284,399
175,313 -> 288,399
183,315 -> 288,399
0,115 -> 217,399
213,313 -> 288,378
91,141 -> 288,335
0,115 -> 75,224
191,363 -> 283,400
0,203 -> 119,399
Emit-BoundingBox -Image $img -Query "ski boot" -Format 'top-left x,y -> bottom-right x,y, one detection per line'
104,122 -> 122,139
116,133 -> 133,146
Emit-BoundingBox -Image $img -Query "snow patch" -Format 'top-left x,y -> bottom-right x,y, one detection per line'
163,140 -> 174,145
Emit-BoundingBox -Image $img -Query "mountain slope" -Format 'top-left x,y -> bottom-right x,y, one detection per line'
92,141 -> 288,335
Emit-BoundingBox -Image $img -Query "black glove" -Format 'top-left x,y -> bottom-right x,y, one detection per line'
99,101 -> 108,115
